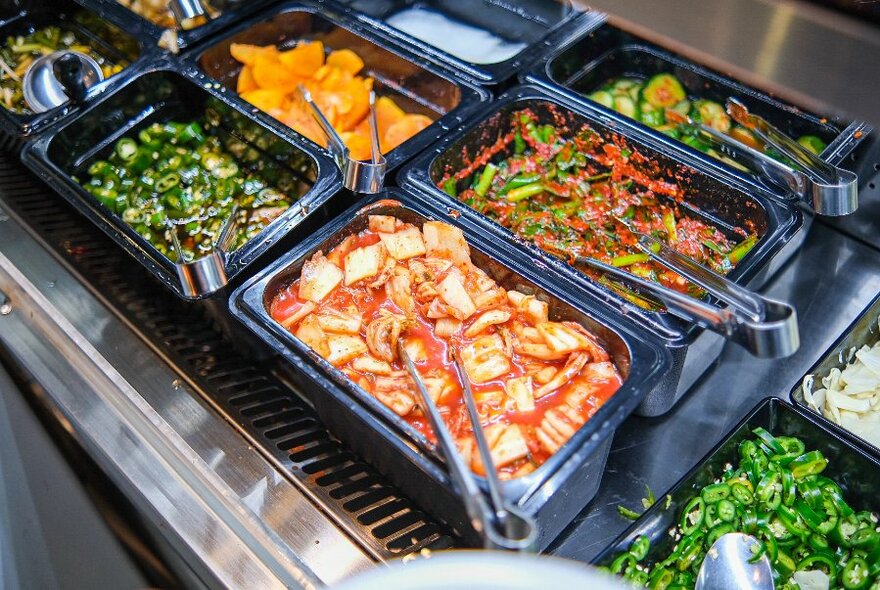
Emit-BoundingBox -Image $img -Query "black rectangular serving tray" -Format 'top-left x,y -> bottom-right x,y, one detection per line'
21,61 -> 343,300
525,19 -> 871,197
71,0 -> 278,51
188,0 -> 491,172
0,0 -> 153,150
228,188 -> 672,549
325,0 -> 601,87
592,397 -> 880,571
791,292 -> 880,459
400,84 -> 806,417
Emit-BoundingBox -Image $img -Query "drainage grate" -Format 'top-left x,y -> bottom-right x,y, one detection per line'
0,156 -> 456,559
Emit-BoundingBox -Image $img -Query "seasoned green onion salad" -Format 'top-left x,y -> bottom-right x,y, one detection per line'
588,73 -> 828,167
80,120 -> 306,262
606,428 -> 880,589
0,26 -> 126,113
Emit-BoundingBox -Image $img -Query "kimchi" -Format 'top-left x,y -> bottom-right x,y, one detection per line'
270,215 -> 622,478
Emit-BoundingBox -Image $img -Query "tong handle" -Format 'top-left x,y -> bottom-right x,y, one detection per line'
214,205 -> 240,254
666,106 -> 857,216
451,354 -> 507,522
399,344 -> 537,551
666,109 -> 806,197
577,257 -> 799,358
635,232 -> 765,321
298,84 -> 349,170
52,52 -> 89,103
727,98 -> 860,216
298,84 -> 387,194
727,98 -> 837,183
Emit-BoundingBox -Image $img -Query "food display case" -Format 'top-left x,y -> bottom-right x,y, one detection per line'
1,0 -> 880,587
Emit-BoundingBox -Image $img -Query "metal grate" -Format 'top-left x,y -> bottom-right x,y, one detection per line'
0,156 -> 456,559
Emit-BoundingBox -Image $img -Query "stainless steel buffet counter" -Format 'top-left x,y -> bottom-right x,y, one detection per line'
0,165 -> 375,588
1,0 -> 880,586
2,152 -> 880,584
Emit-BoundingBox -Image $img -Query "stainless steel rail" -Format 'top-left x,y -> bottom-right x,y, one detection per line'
0,201 -> 375,588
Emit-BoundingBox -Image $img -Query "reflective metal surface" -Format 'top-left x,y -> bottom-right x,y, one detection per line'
576,0 -> 880,126
22,51 -> 103,113
695,533 -> 773,590
0,201 -> 374,587
549,219 -> 880,560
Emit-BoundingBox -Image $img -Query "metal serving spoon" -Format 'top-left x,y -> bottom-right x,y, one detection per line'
695,533 -> 773,590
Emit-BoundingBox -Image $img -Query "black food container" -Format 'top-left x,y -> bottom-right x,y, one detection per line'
593,398 -> 880,572
0,0 -> 146,149
189,1 -> 490,172
401,85 -> 806,417
327,0 -> 601,87
791,292 -> 880,459
229,189 -> 672,549
21,63 -> 342,300
526,20 -> 871,199
71,0 -> 277,52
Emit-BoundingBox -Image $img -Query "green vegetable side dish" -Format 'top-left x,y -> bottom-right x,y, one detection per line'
606,428 -> 880,590
80,120 -> 302,262
587,73 -> 829,167
0,26 -> 127,114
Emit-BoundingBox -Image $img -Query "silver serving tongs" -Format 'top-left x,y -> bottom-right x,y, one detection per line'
297,84 -> 387,194
166,205 -> 240,297
664,102 -> 857,216
575,228 -> 799,358
398,343 -> 538,551
169,0 -> 209,29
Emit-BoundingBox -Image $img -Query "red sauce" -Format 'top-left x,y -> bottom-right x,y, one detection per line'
270,223 -> 622,477
438,108 -> 760,299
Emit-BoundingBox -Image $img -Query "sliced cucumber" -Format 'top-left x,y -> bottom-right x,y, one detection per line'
643,73 -> 687,108
656,124 -> 681,139
588,90 -> 614,109
611,79 -> 638,96
613,95 -> 639,119
694,100 -> 731,133
682,134 -> 711,153
729,125 -> 762,150
797,134 -> 827,155
671,99 -> 691,117
628,84 -> 643,102
641,108 -> 665,127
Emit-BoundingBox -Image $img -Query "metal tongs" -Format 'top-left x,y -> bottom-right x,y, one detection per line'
165,206 -> 240,297
169,0 -> 210,29
577,221 -> 799,358
398,343 -> 538,551
664,98 -> 858,216
298,84 -> 387,194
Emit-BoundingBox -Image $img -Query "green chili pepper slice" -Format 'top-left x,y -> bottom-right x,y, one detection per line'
796,553 -> 837,578
629,535 -> 650,561
842,556 -> 870,590
680,497 -> 705,535
790,451 -> 828,479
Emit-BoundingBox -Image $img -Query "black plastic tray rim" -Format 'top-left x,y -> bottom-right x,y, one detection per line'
20,58 -> 344,301
184,0 -> 493,172
323,0 -> 604,86
400,83 -> 805,346
230,188 -> 672,505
